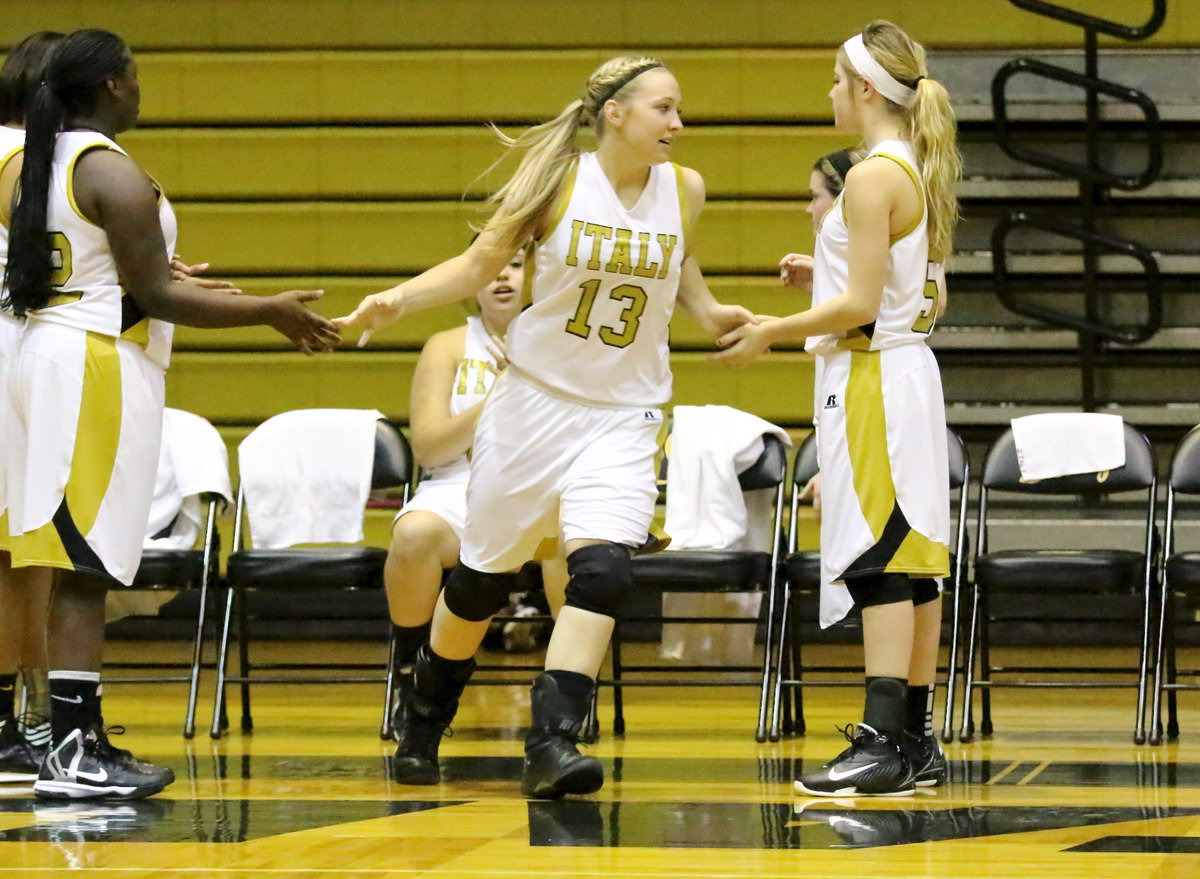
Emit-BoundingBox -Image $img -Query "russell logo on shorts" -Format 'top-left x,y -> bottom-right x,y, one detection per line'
824,395 -> 839,410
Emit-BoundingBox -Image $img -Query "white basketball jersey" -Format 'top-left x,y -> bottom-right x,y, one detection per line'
0,124 -> 25,326
424,315 -> 500,482
806,139 -> 944,356
506,152 -> 686,408
28,130 -> 177,369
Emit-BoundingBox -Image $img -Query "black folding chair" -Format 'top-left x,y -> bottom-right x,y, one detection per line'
1150,424 -> 1200,744
770,428 -> 970,743
960,421 -> 1157,744
104,492 -> 225,738
608,433 -> 788,742
211,418 -> 412,739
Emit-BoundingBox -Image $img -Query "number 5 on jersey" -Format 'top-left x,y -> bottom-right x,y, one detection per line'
565,279 -> 648,349
911,262 -> 945,335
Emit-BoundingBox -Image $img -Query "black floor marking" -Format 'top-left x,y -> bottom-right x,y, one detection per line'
1065,835 -> 1200,854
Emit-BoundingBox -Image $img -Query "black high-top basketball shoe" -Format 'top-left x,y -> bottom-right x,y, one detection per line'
392,645 -> 475,785
794,724 -> 915,797
902,731 -> 948,787
0,714 -> 46,782
522,673 -> 603,799
34,725 -> 174,800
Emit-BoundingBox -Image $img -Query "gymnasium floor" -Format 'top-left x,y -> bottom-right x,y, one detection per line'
1,642 -> 1198,878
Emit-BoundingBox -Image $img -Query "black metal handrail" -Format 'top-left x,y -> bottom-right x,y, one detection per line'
990,0 -> 1166,409
1009,0 -> 1166,41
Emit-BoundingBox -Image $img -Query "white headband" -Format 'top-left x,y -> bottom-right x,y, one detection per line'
842,33 -> 918,108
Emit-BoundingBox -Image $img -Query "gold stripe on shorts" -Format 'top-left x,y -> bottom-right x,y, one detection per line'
9,331 -> 123,579
842,349 -> 948,579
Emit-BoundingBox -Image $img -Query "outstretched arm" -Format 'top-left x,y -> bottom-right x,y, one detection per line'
713,160 -> 898,367
74,148 -> 338,353
333,225 -> 520,345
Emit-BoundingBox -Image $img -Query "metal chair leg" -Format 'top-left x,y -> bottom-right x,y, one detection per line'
210,583 -> 236,739
790,594 -> 805,736
959,577 -> 981,743
1167,598 -> 1180,741
758,573 -> 781,743
381,625 -> 398,741
767,580 -> 791,742
611,620 -> 625,736
1135,567 -> 1154,745
185,502 -> 220,740
942,572 -> 963,744
236,590 -> 253,733
979,589 -> 993,738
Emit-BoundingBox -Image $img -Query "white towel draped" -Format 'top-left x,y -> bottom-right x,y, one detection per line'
1011,412 -> 1126,482
239,409 -> 384,549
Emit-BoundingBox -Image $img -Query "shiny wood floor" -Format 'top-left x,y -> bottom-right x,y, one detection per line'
3,641 -> 1200,877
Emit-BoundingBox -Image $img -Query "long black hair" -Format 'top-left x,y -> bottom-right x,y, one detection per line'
3,29 -> 129,316
0,31 -> 66,126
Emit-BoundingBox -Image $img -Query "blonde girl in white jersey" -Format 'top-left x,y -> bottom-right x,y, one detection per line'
337,56 -> 755,798
2,30 -> 338,801
717,20 -> 961,798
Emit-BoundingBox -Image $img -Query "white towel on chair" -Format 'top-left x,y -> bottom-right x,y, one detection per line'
240,409 -> 384,549
144,408 -> 233,551
661,405 -> 790,666
664,405 -> 791,552
1011,412 -> 1126,481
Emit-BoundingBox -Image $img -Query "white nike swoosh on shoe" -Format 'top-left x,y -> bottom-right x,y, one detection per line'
826,762 -> 879,782
50,695 -> 84,704
73,767 -> 108,783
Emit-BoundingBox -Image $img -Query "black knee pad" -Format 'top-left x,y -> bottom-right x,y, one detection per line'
442,563 -> 513,622
564,543 -> 633,617
845,572 -> 914,609
912,578 -> 940,607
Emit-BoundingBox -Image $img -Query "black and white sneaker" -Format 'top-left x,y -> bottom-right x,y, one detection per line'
902,731 -> 948,788
794,724 -> 915,798
0,715 -> 46,782
34,725 -> 175,800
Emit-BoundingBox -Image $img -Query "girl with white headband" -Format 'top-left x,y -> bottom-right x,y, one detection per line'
716,20 -> 961,797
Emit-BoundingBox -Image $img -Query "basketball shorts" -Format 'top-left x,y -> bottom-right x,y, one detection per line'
815,342 -> 950,628
5,321 -> 165,586
0,312 -> 21,552
460,371 -> 661,573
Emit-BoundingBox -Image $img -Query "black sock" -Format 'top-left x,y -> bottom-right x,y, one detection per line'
391,622 -> 431,669
0,673 -> 16,719
906,684 -> 933,738
424,643 -> 475,682
545,669 -> 594,702
48,672 -> 101,743
863,676 -> 907,736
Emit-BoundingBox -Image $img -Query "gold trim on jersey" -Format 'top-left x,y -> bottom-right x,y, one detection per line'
0,510 -> 10,553
841,349 -> 949,578
873,152 -> 926,246
46,292 -> 83,307
8,331 -> 123,580
0,144 -> 23,228
65,143 -> 121,227
540,156 -> 578,243
672,162 -> 692,251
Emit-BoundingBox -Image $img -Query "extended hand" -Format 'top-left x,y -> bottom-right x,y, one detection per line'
171,255 -> 242,294
712,320 -> 774,368
331,291 -> 404,347
269,290 -> 341,355
704,302 -> 758,338
778,253 -> 814,290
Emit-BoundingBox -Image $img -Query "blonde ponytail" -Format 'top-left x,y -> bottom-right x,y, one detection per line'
852,21 -> 962,263
909,76 -> 960,262
483,55 -> 665,249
